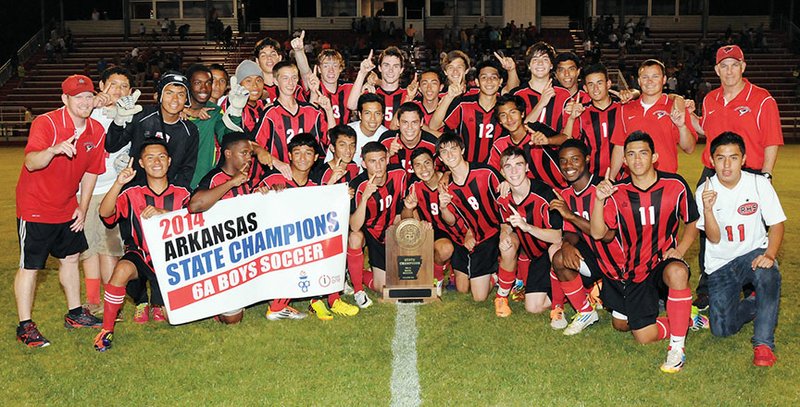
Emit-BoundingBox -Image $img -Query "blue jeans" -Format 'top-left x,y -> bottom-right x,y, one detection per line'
707,248 -> 781,349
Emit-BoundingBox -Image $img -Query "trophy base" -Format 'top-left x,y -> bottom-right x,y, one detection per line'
381,286 -> 439,303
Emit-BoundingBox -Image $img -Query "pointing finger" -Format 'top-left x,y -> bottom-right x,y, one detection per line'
130,89 -> 141,103
704,177 -> 712,191
127,156 -> 135,168
604,167 -> 611,181
300,30 -> 305,41
368,49 -> 373,60
102,81 -> 113,95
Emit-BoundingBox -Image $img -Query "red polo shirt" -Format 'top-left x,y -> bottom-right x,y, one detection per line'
17,107 -> 106,223
700,79 -> 783,170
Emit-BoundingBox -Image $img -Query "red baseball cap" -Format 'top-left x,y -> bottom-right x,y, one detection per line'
61,74 -> 95,96
715,45 -> 745,64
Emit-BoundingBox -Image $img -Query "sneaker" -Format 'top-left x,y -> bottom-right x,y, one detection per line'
309,300 -> 334,321
330,298 -> 359,317
690,306 -> 710,331
494,297 -> 512,317
692,293 -> 709,312
64,307 -> 102,329
266,306 -> 307,321
133,303 -> 150,324
16,321 -> 50,348
434,279 -> 443,297
509,279 -> 525,302
83,302 -> 103,316
660,347 -> 686,373
563,309 -> 599,336
354,290 -> 373,309
550,306 -> 568,330
151,306 -> 167,322
343,282 -> 355,296
753,345 -> 777,367
93,329 -> 113,352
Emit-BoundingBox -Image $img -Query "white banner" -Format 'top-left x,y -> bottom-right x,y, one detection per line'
141,183 -> 349,325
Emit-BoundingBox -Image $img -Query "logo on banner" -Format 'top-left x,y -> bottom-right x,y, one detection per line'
298,271 -> 310,292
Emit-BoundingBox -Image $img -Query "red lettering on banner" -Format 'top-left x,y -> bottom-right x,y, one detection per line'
168,235 -> 343,310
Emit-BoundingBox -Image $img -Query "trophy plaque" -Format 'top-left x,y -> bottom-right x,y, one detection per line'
383,218 -> 437,303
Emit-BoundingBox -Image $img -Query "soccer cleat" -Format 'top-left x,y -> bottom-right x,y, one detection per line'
64,307 -> 102,329
133,303 -> 150,324
692,293 -> 709,312
309,300 -> 334,321
753,345 -> 777,367
151,306 -> 167,322
494,297 -> 512,317
93,329 -> 113,352
563,309 -> 600,336
509,279 -> 525,302
354,290 -> 373,309
16,321 -> 50,348
266,306 -> 308,321
343,281 -> 355,296
83,302 -> 103,316
434,279 -> 443,297
660,347 -> 686,373
330,298 -> 359,317
550,306 -> 568,330
690,306 -> 710,331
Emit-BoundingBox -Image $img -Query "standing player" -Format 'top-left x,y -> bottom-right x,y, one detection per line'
231,60 -> 269,135
209,63 -> 229,106
437,132 -> 503,302
554,52 -> 589,103
590,131 -> 699,373
431,60 -> 507,164
412,68 -> 444,129
292,31 -> 354,126
689,45 -> 784,309
348,47 -> 408,129
327,93 -> 388,166
15,74 -> 105,347
512,42 -> 572,131
696,132 -> 784,367
610,59 -> 695,178
94,140 -> 191,351
378,102 -> 439,174
550,139 -> 627,336
496,147 -> 563,317
254,37 -> 303,103
347,142 -> 408,307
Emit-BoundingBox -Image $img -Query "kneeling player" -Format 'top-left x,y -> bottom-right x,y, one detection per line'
347,142 -> 408,307
401,148 -> 469,295
590,131 -> 699,373
550,139 -> 626,335
94,140 -> 191,351
496,147 -> 563,317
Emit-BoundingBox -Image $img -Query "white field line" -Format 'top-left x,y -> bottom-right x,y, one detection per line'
390,303 -> 421,407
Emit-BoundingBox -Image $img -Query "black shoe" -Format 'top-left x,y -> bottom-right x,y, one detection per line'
692,293 -> 709,311
16,321 -> 51,348
64,307 -> 102,329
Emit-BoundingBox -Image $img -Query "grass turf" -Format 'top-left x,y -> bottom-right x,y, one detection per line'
0,146 -> 798,405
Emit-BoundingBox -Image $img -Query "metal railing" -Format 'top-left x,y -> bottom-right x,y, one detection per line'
0,29 -> 45,87
0,60 -> 11,87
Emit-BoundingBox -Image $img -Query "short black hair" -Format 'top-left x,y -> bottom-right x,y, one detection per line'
555,51 -> 581,68
495,94 -> 526,119
329,124 -> 357,145
100,66 -> 133,86
710,131 -> 746,156
500,146 -> 526,165
420,68 -> 444,83
436,131 -> 464,154
395,102 -> 423,121
525,42 -> 556,68
220,132 -> 250,152
185,63 -> 212,81
410,147 -> 434,164
253,37 -> 283,59
559,138 -> 591,157
288,133 -> 319,154
357,93 -> 385,113
361,141 -> 388,158
140,138 -> 169,157
624,130 -> 655,153
209,63 -> 228,76
581,63 -> 608,81
474,59 -> 507,84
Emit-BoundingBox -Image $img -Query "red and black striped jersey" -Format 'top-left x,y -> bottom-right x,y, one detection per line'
321,82 -> 355,125
559,176 -> 626,280
239,99 -> 270,135
311,160 -> 360,185
378,129 -> 439,174
263,83 -> 307,105
350,165 -> 407,242
258,167 -> 318,189
443,94 -> 504,163
602,172 -> 699,282
575,101 -> 623,178
488,131 -> 566,190
570,89 -> 591,104
411,98 -> 438,127
193,166 -> 252,200
510,84 -> 572,132
445,163 -> 502,244
376,86 -> 409,128
254,100 -> 328,161
497,179 -> 562,259
406,177 -> 469,244
102,181 -> 190,263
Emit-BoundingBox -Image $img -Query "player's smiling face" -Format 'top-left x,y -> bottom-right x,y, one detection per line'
363,151 -> 388,182
556,60 -> 579,90
398,111 -> 422,143
101,73 -> 132,102
211,69 -> 228,101
624,141 -> 657,176
411,153 -> 435,182
241,75 -> 264,102
360,102 -> 384,134
333,136 -> 356,163
319,56 -> 343,85
559,147 -> 589,183
190,71 -> 212,104
496,101 -> 523,133
501,154 -> 528,186
528,53 -> 552,79
420,72 -> 442,101
257,47 -> 281,73
715,59 -> 746,88
275,66 -> 299,98
290,145 -> 318,172
379,55 -> 403,85
584,72 -> 610,102
712,143 -> 745,185
445,58 -> 467,84
139,144 -> 171,178
438,142 -> 464,169
637,65 -> 666,97
63,91 -> 95,120
476,67 -> 502,95
161,84 -> 187,115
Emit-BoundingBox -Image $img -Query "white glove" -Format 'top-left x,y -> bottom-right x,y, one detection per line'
226,76 -> 248,117
113,89 -> 143,127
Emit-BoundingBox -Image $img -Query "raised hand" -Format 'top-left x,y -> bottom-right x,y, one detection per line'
506,205 -> 530,231
360,50 -> 376,74
701,177 -> 717,210
529,130 -> 549,146
540,79 -> 555,106
115,156 -> 137,185
290,30 -> 305,51
113,89 -> 142,127
438,190 -> 453,208
361,173 -> 379,203
388,136 -> 403,157
493,51 -> 516,72
549,194 -> 573,220
404,184 -> 419,210
670,95 -> 686,127
227,76 -> 249,115
405,73 -> 419,101
93,81 -> 114,108
595,168 -> 617,201
49,135 -> 79,158
230,161 -> 250,187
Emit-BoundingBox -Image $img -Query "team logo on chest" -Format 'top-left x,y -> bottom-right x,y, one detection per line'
737,202 -> 758,215
653,110 -> 669,119
734,106 -> 751,116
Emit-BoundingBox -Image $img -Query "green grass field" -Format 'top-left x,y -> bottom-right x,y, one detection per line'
0,146 -> 798,406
